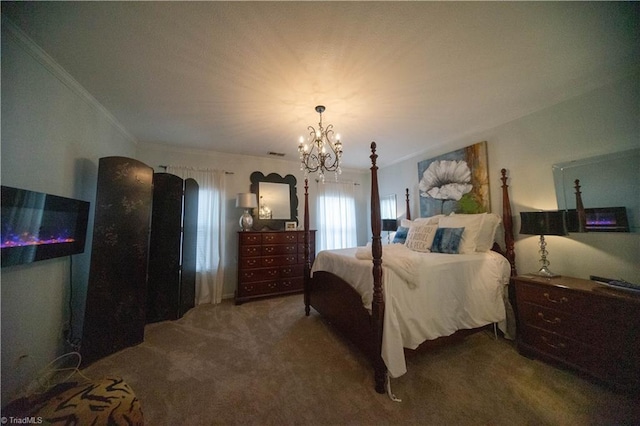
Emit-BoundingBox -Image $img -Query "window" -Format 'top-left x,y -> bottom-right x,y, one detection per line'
316,182 -> 357,251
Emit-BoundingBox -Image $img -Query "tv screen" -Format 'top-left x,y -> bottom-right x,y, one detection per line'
1,186 -> 90,267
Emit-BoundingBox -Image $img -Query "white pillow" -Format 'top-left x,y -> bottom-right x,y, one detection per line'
405,223 -> 438,253
400,218 -> 413,228
414,214 -> 445,225
476,213 -> 501,252
438,214 -> 485,254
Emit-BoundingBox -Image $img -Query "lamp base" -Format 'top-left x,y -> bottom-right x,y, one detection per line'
239,210 -> 253,231
534,266 -> 560,278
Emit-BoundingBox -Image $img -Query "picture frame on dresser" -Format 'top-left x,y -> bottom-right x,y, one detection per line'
285,221 -> 297,231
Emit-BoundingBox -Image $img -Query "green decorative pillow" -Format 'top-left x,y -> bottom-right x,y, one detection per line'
430,227 -> 465,254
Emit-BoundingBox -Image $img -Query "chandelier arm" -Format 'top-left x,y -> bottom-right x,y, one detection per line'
324,124 -> 335,142
301,153 -> 321,173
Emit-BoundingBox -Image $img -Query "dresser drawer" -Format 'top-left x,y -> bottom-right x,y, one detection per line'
262,254 -> 298,267
297,231 -> 315,243
237,280 -> 277,297
238,267 -> 279,283
519,302 -> 622,350
238,265 -> 303,282
239,233 -> 261,245
516,281 -> 618,320
240,245 -> 261,257
280,277 -> 303,292
237,277 -> 303,297
297,243 -> 316,255
520,325 -> 635,386
262,232 -> 299,244
239,257 -> 261,269
262,244 -> 298,255
280,264 -> 303,278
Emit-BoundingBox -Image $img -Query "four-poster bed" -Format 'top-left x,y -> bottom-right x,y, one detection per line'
303,142 -> 516,394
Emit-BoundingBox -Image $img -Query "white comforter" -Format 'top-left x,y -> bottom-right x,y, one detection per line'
310,244 -> 510,378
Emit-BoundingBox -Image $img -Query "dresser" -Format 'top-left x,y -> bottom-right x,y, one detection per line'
236,230 -> 316,304
513,274 -> 640,390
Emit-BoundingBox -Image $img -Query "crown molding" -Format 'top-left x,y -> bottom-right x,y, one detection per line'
2,16 -> 137,144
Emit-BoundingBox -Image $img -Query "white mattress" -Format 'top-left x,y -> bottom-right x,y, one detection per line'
311,244 -> 510,377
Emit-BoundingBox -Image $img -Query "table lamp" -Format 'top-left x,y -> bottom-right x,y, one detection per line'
520,211 -> 567,277
236,193 -> 258,231
382,219 -> 398,244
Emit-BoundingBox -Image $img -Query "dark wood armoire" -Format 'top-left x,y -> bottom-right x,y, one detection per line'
146,173 -> 199,323
81,157 -> 154,366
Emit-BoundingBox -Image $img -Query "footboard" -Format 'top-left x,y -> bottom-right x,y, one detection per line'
309,271 -> 376,360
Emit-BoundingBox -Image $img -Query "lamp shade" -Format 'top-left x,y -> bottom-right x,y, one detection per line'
382,219 -> 398,232
520,211 -> 567,236
236,193 -> 258,209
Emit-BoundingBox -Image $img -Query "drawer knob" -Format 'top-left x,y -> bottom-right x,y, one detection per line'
540,335 -> 565,350
543,293 -> 568,304
537,312 -> 561,324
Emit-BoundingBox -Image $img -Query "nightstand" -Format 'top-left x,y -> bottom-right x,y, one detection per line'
513,274 -> 640,390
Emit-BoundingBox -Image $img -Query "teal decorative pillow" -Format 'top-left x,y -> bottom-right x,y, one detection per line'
392,226 -> 409,244
431,227 -> 465,254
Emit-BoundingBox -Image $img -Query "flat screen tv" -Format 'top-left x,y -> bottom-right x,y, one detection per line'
1,185 -> 90,267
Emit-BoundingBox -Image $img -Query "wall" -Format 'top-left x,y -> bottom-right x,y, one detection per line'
377,72 -> 640,283
1,23 -> 137,404
136,143 -> 370,300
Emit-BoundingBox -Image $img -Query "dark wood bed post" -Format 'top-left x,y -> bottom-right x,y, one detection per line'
405,188 -> 411,220
304,178 -> 311,316
500,169 -> 517,277
369,142 -> 386,394
574,179 -> 586,233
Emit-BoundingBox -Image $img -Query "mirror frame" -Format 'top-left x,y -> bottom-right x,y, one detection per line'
250,171 -> 298,230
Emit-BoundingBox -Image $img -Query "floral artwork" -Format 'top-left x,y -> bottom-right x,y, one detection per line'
418,141 -> 490,216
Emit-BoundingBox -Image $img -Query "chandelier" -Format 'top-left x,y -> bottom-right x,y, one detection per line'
298,105 -> 343,182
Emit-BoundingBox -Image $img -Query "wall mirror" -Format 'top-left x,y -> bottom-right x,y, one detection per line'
552,148 -> 639,233
250,172 -> 298,230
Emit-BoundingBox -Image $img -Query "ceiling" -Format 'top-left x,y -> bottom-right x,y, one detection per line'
2,2 -> 639,170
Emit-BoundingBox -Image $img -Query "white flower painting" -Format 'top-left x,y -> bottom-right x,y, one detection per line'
417,141 -> 490,216
419,160 -> 473,201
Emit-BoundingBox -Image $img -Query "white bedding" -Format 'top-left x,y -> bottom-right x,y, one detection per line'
310,244 -> 510,378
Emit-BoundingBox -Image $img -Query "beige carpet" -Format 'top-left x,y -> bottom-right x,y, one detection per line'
82,294 -> 640,425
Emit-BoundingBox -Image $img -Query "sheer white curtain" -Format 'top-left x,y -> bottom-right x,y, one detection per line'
166,166 -> 226,305
316,181 -> 357,251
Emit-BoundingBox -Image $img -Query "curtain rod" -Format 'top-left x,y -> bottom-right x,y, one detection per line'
159,165 -> 234,175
